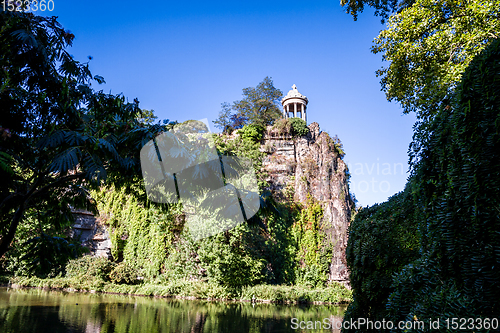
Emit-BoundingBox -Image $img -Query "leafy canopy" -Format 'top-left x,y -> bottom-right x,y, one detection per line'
342,0 -> 500,120
0,11 -> 170,267
341,0 -> 415,22
373,0 -> 500,119
387,36 -> 500,323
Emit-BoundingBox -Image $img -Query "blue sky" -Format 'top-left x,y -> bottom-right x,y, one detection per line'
50,1 -> 416,207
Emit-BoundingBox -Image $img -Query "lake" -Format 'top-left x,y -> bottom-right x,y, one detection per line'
0,287 -> 346,332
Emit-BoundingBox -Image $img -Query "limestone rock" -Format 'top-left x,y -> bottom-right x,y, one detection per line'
71,210 -> 112,259
262,122 -> 353,285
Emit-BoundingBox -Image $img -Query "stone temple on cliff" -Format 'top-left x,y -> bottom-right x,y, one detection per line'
282,84 -> 308,124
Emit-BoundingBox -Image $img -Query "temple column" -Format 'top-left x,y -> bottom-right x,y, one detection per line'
281,84 -> 308,124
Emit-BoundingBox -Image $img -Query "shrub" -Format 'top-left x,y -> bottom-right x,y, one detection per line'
197,224 -> 269,288
109,261 -> 138,284
271,118 -> 292,136
66,256 -> 115,282
288,118 -> 309,137
238,124 -> 264,142
271,118 -> 308,138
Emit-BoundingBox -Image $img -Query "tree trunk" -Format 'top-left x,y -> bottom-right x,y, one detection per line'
0,203 -> 26,258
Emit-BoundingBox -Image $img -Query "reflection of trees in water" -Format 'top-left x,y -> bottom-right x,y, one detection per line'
85,320 -> 102,333
1,289 -> 346,333
191,312 -> 206,333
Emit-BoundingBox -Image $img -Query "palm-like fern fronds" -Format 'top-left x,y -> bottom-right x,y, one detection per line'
49,147 -> 80,174
0,151 -> 13,175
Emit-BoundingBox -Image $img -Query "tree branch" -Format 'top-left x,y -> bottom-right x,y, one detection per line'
30,173 -> 85,200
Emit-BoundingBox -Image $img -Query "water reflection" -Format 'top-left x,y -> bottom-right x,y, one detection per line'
0,287 -> 346,333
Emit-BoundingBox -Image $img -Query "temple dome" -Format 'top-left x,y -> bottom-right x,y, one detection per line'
282,84 -> 308,104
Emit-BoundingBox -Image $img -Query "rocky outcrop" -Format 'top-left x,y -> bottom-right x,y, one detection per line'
262,122 -> 353,285
71,210 -> 112,259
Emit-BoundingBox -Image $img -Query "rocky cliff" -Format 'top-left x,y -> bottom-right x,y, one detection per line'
262,122 -> 353,285
72,121 -> 353,286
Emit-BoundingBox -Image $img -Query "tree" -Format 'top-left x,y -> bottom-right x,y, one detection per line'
342,0 -> 500,119
228,113 -> 248,130
137,109 -> 158,125
340,0 -> 414,22
0,11 -> 169,264
213,77 -> 283,131
234,76 -> 283,127
212,102 -> 233,132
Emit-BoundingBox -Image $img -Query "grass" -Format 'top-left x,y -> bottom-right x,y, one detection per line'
8,275 -> 352,305
241,283 -> 352,304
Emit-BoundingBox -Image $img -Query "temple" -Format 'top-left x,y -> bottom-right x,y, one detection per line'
281,84 -> 308,124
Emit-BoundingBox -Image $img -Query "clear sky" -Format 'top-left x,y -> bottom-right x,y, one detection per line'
49,0 -> 416,207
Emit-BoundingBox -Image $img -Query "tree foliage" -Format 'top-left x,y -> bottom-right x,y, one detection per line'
343,0 -> 500,119
212,102 -> 233,132
136,109 -> 158,125
213,77 -> 283,132
345,36 -> 500,331
0,11 -> 170,268
341,0 -> 414,22
343,186 -> 420,329
373,0 -> 500,119
390,36 -> 500,323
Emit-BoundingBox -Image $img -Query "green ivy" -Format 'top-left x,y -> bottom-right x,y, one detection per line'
345,38 -> 500,331
213,124 -> 267,189
290,196 -> 331,288
343,186 -> 420,328
78,122 -> 344,292
92,186 -> 181,279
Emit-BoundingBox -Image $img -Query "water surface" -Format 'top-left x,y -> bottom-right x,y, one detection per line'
0,287 -> 345,332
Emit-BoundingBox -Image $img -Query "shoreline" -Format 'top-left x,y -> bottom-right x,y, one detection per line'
5,276 -> 352,306
7,284 -> 345,305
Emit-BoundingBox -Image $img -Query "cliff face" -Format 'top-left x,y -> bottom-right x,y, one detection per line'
262,122 -> 353,284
